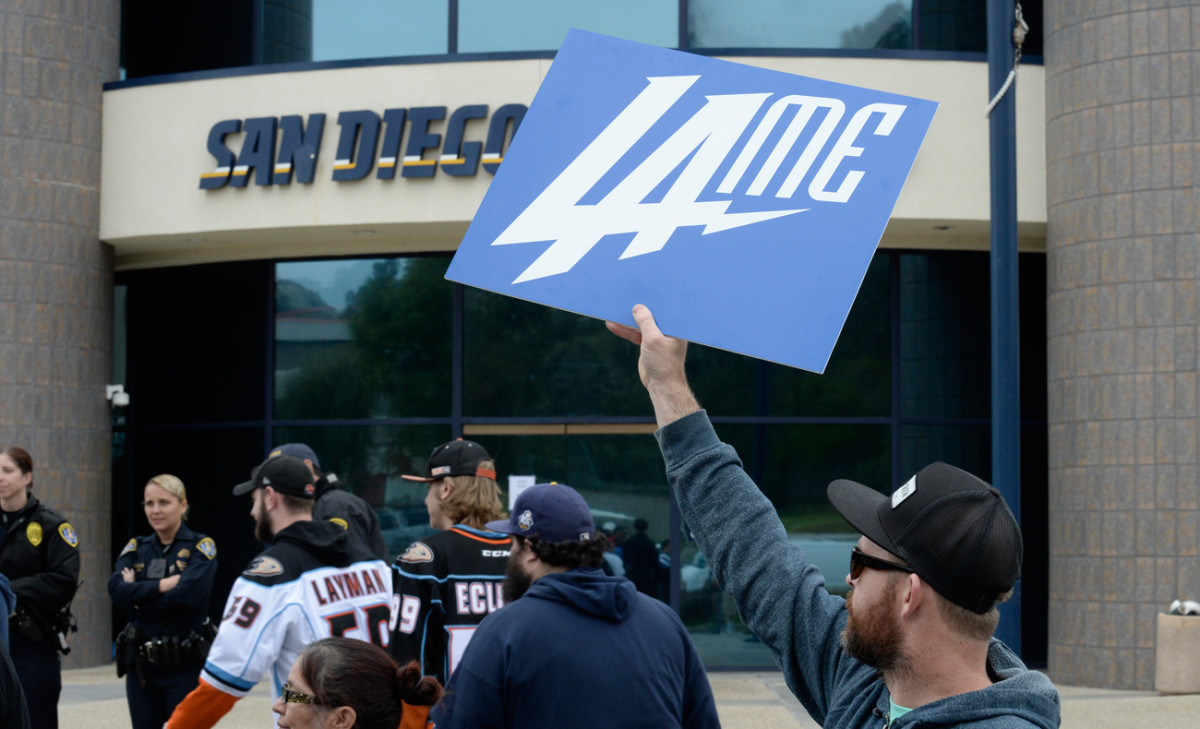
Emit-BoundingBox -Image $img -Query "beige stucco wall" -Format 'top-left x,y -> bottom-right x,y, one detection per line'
100,56 -> 1045,270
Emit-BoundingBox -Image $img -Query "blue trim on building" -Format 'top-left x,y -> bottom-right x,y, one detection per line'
104,48 -> 1044,91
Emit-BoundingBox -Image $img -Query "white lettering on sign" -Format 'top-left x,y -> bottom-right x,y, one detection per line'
492,75 -> 907,283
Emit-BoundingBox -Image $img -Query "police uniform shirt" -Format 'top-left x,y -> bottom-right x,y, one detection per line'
389,525 -> 512,684
108,523 -> 217,637
0,497 -> 80,633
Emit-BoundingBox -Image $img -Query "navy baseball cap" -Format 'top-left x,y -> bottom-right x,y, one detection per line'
827,461 -> 1022,614
402,439 -> 496,482
486,482 -> 594,544
232,455 -> 318,499
269,443 -> 320,469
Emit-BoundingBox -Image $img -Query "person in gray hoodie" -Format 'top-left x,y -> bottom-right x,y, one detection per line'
609,305 -> 1061,729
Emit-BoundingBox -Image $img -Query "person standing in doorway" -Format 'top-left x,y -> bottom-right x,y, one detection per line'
621,517 -> 660,598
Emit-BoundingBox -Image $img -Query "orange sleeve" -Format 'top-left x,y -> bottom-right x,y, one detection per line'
399,701 -> 432,729
165,677 -> 241,729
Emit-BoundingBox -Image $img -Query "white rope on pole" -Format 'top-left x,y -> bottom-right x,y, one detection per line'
985,3 -> 1029,118
985,68 -> 1019,117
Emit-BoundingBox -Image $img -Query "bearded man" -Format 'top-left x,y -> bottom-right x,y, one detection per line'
430,482 -> 719,729
167,455 -> 390,729
608,305 -> 1061,729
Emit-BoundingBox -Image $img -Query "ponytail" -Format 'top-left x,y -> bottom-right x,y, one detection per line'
396,659 -> 442,707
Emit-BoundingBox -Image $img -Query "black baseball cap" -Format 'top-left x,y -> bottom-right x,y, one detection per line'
232,455 -> 318,498
827,461 -> 1022,614
402,439 -> 496,482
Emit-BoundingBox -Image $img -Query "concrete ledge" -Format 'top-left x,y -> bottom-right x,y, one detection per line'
1156,614 -> 1200,695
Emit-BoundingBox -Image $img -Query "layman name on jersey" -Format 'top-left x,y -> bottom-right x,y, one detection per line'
446,29 -> 937,373
309,566 -> 389,606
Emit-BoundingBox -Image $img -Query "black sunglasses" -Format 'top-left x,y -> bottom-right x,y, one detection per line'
849,547 -> 915,580
280,683 -> 321,706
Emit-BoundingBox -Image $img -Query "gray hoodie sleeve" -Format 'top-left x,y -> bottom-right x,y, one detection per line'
656,410 -> 862,723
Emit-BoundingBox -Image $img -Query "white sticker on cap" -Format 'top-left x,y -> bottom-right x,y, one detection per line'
892,476 -> 917,508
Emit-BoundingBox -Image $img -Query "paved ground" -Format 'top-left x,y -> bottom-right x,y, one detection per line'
57,663 -> 1200,728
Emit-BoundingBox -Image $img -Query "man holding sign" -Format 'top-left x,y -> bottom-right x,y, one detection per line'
608,305 -> 1060,729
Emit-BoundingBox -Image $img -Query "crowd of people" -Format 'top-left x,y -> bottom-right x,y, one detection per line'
0,306 -> 1060,729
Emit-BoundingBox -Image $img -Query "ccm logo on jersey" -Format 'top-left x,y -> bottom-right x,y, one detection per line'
455,581 -> 504,616
481,549 -> 510,557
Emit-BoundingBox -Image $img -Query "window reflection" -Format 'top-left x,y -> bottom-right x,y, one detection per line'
457,0 -> 677,53
766,255 -> 891,417
689,0 -> 913,50
275,256 -> 453,420
475,432 -> 673,601
463,290 -> 648,417
311,0 -> 448,61
900,424 -> 991,480
671,422 -> 882,666
899,253 -> 991,419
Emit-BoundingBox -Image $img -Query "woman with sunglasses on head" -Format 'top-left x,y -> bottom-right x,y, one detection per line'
108,474 -> 218,729
275,637 -> 441,729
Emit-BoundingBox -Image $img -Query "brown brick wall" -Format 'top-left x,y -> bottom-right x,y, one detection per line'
0,0 -> 119,667
1045,0 -> 1200,689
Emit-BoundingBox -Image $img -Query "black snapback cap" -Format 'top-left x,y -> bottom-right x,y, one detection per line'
827,461 -> 1022,614
402,439 -> 496,482
231,455 -> 317,499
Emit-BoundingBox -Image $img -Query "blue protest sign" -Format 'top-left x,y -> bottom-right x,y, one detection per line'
446,29 -> 937,372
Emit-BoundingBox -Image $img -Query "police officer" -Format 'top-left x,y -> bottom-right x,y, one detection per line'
0,447 -> 80,729
108,474 -> 217,729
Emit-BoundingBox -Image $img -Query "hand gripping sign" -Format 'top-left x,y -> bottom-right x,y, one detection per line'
446,30 -> 937,373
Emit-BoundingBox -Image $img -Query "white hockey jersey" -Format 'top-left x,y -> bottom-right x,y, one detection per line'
201,520 -> 391,705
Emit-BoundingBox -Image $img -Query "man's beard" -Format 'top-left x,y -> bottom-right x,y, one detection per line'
254,513 -> 275,543
502,554 -> 533,603
841,587 -> 907,673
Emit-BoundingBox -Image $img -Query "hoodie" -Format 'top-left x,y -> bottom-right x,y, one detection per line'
431,568 -> 720,729
167,518 -> 392,729
0,574 -> 15,647
656,410 -> 1061,729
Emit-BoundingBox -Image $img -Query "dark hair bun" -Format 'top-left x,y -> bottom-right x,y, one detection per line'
396,659 -> 442,707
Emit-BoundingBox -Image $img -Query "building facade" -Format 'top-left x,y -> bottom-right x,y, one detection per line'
1044,1 -> 1200,688
6,0 -> 1191,691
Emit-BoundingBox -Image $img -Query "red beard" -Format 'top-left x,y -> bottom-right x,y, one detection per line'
841,586 -> 907,672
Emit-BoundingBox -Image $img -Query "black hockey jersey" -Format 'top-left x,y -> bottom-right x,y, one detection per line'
389,525 -> 511,683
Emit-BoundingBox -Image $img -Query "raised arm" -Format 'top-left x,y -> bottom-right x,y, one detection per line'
609,305 -> 859,722
605,304 -> 699,428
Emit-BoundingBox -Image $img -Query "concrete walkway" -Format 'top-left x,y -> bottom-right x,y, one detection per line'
57,664 -> 1200,728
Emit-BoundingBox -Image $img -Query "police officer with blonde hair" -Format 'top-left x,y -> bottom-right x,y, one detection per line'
109,474 -> 218,729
